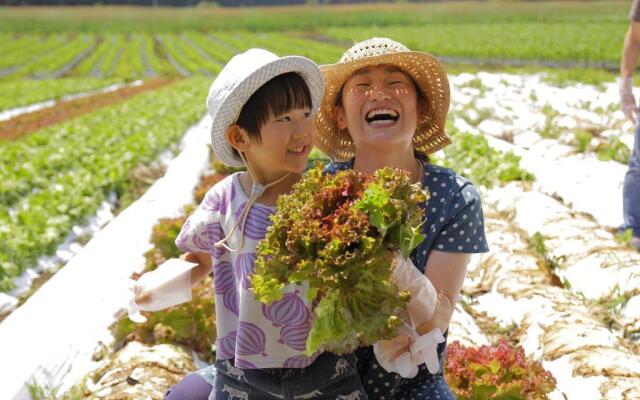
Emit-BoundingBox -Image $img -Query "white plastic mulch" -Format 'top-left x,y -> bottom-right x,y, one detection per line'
0,116 -> 210,400
0,80 -> 141,122
448,72 -> 634,229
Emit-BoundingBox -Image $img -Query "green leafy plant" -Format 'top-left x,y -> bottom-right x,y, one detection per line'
573,129 -> 592,153
250,165 -> 427,355
445,339 -> 557,400
527,232 -> 564,288
539,104 -> 562,139
441,127 -> 535,188
142,214 -> 189,270
211,159 -> 245,175
194,172 -> 227,204
596,137 -> 631,164
615,228 -> 635,247
27,380 -> 59,400
112,275 -> 216,363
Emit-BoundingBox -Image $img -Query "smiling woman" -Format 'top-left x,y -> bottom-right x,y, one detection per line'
317,37 -> 490,399
335,65 -> 419,150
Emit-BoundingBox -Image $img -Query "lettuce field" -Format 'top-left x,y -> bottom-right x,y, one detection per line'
0,2 -> 639,399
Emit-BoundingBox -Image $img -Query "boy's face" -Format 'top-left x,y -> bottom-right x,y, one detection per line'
335,65 -> 418,155
244,107 -> 314,180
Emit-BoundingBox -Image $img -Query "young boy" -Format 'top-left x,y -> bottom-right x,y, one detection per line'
138,48 -> 366,400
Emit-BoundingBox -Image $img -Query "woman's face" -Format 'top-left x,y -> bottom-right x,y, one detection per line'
335,65 -> 419,153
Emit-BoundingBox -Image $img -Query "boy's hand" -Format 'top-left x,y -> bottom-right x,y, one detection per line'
133,283 -> 153,305
127,258 -> 196,318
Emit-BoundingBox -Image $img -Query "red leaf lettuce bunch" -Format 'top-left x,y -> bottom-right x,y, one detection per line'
250,164 -> 428,355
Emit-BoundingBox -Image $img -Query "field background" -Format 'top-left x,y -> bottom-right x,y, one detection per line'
1,2 -> 640,400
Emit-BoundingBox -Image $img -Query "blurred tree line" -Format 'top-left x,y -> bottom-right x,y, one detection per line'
0,0 -> 439,5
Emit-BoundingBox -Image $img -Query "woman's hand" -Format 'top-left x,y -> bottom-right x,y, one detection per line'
391,252 -> 437,329
416,292 -> 454,336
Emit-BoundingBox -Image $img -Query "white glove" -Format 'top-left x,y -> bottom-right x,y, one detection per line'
619,77 -> 639,123
373,322 -> 445,378
391,252 -> 437,330
127,258 -> 198,323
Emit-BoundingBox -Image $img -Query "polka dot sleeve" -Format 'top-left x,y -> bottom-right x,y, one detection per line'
432,183 -> 489,253
174,189 -> 222,254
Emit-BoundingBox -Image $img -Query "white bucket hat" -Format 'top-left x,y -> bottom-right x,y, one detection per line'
206,48 -> 324,167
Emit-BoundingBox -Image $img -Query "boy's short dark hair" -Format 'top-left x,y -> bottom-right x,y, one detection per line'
235,72 -> 312,144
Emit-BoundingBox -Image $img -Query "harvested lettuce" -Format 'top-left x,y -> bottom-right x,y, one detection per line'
250,164 -> 428,355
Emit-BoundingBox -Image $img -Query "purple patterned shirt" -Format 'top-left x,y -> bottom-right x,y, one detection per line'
175,173 -> 317,369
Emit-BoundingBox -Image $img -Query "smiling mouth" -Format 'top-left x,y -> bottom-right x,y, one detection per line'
365,108 -> 399,126
287,144 -> 308,154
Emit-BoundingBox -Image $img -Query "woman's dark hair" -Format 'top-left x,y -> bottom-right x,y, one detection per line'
235,72 -> 312,143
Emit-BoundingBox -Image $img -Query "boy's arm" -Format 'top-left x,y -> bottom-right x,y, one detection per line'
183,252 -> 213,286
134,252 -> 212,305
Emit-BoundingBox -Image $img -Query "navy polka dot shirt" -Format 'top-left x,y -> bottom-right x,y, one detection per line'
324,155 -> 489,273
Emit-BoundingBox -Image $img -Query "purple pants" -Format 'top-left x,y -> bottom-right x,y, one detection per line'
165,372 -> 212,400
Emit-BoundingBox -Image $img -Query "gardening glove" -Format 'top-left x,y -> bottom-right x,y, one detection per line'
373,321 -> 445,377
391,252 -> 437,330
619,77 -> 639,123
127,258 -> 198,323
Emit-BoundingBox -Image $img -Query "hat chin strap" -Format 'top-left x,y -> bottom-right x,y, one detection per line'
215,151 -> 289,252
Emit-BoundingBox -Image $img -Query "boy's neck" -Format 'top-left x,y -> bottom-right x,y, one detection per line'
238,171 -> 300,207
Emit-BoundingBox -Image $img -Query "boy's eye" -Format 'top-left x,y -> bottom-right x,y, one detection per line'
278,116 -> 291,122
304,112 -> 311,118
390,81 -> 404,85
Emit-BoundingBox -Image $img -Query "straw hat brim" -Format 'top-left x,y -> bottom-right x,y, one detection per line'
210,56 -> 324,167
315,51 -> 451,162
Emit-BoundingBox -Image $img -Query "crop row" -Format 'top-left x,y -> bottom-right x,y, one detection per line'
0,77 -> 210,292
0,77 -> 121,112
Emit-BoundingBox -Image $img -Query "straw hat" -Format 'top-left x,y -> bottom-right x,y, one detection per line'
316,37 -> 451,161
207,48 -> 324,167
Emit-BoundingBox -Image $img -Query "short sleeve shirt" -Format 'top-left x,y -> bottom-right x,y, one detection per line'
631,0 -> 640,21
324,156 -> 489,274
175,173 -> 316,369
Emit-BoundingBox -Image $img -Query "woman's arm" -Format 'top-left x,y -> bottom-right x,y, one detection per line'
415,251 -> 470,336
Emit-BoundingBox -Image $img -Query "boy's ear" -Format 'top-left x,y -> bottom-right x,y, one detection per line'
334,105 -> 348,130
226,125 -> 251,152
